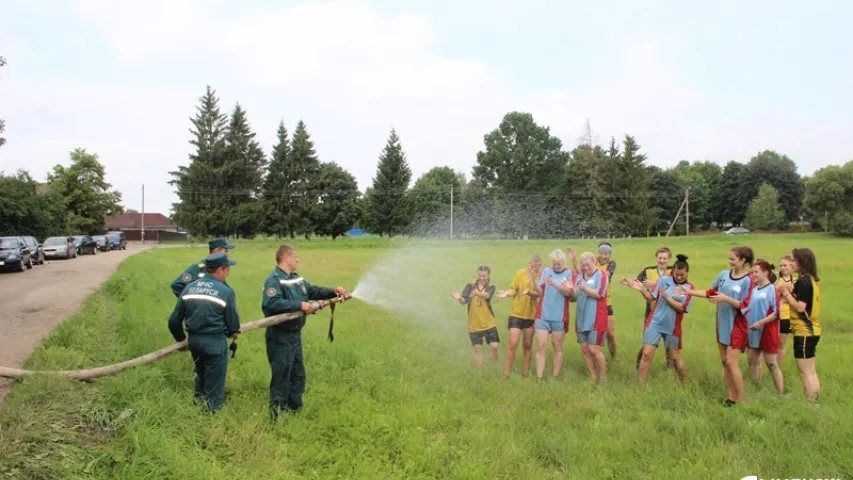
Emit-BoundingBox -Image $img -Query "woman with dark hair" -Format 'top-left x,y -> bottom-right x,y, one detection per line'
451,265 -> 499,368
633,246 -> 674,370
624,254 -> 692,384
676,246 -> 755,406
777,247 -> 821,402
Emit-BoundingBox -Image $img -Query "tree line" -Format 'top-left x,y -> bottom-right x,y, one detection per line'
171,86 -> 853,240
0,149 -> 125,238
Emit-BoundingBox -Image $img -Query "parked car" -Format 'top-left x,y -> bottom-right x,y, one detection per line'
723,227 -> 750,235
0,236 -> 33,271
105,231 -> 127,250
21,235 -> 45,265
42,236 -> 76,259
72,235 -> 98,255
92,235 -> 111,252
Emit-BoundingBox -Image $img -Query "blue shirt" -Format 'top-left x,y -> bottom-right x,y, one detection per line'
741,283 -> 779,326
708,270 -> 754,324
536,267 -> 576,321
649,276 -> 694,335
575,269 -> 609,332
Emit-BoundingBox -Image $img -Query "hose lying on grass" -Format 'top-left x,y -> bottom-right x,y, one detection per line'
0,295 -> 352,381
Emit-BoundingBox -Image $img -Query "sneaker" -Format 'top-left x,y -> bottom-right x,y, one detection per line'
723,399 -> 736,407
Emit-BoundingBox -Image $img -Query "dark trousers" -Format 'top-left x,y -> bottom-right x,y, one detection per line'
265,329 -> 305,419
188,336 -> 228,412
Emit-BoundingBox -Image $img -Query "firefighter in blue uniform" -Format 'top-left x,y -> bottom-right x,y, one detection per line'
168,253 -> 241,412
261,245 -> 348,420
170,238 -> 234,297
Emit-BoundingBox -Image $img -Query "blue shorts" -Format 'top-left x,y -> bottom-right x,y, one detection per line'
535,318 -> 564,332
642,328 -> 680,350
576,330 -> 606,346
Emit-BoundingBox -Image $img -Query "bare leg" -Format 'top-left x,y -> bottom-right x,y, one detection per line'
503,328 -> 522,377
778,333 -> 788,366
488,342 -> 500,363
521,327 -> 535,377
638,344 -> 656,384
551,331 -> 565,378
718,344 -> 736,402
535,329 -> 549,379
747,348 -> 762,382
589,344 -> 607,381
763,352 -> 784,393
726,346 -> 746,402
580,344 -> 596,380
669,349 -> 687,381
472,344 -> 483,368
606,315 -> 617,358
796,358 -> 820,402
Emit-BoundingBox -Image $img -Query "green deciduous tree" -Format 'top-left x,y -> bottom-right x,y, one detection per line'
712,161 -> 750,226
472,112 -> 568,238
408,166 -> 464,237
648,167 -> 684,235
743,150 -> 803,221
0,170 -> 69,238
313,162 -> 361,239
47,148 -> 124,235
803,160 -> 853,232
366,128 -> 412,237
744,183 -> 788,230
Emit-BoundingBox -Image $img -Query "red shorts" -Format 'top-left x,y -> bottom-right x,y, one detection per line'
728,316 -> 749,351
759,320 -> 780,353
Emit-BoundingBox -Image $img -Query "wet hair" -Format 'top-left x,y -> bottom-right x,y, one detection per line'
529,253 -> 541,263
655,247 -> 672,258
476,265 -> 491,284
731,246 -> 755,266
579,251 -> 596,264
549,249 -> 566,262
598,242 -> 613,254
791,248 -> 819,281
754,258 -> 777,284
673,254 -> 690,271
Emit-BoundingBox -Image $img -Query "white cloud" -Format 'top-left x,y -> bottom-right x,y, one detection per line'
1,0 -> 847,215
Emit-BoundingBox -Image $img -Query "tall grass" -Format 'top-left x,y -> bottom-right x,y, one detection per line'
0,234 -> 850,479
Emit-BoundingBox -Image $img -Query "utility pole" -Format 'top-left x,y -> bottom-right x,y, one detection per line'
449,183 -> 454,239
141,184 -> 145,244
685,187 -> 690,236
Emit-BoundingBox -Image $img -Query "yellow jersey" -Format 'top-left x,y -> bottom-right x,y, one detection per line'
597,260 -> 616,306
461,282 -> 496,332
775,274 -> 797,320
790,275 -> 821,336
509,268 -> 537,320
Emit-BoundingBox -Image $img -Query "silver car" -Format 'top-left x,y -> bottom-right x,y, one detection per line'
42,236 -> 77,259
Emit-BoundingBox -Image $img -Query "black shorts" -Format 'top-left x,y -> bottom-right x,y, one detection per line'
469,327 -> 500,346
779,319 -> 792,334
607,305 -> 614,316
507,316 -> 534,330
793,335 -> 820,359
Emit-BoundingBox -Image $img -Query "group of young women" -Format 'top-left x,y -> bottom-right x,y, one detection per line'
450,243 -> 823,404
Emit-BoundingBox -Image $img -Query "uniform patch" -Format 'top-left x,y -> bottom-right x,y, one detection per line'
267,287 -> 276,296
182,273 -> 192,282
300,283 -> 307,294
198,273 -> 205,278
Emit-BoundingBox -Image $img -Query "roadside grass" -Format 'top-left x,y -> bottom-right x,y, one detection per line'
0,233 -> 851,479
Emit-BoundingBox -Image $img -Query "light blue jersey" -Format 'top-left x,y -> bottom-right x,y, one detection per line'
536,267 -> 576,322
707,270 -> 754,346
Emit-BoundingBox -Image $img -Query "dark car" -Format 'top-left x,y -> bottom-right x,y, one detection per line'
92,235 -> 111,252
72,235 -> 98,255
0,236 -> 33,272
105,231 -> 127,250
21,235 -> 45,265
42,236 -> 76,259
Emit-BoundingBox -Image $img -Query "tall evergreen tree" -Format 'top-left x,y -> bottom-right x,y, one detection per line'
168,85 -> 229,236
263,121 -> 294,238
222,103 -> 267,237
289,120 -> 322,238
366,128 -> 412,237
606,135 -> 656,236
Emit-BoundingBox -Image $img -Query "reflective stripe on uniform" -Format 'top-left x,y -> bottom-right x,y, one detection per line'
279,277 -> 303,285
182,294 -> 227,307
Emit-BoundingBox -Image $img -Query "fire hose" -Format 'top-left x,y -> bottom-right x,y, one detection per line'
0,294 -> 352,381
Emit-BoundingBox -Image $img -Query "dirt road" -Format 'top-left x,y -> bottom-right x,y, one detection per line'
0,243 -> 152,409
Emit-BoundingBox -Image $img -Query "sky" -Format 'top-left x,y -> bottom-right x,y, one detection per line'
1,0 -> 852,216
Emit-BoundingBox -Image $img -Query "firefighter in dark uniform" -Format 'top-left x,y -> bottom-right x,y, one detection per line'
168,253 -> 241,412
170,238 -> 235,297
261,245 -> 348,420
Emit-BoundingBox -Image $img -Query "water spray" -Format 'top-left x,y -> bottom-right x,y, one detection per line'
0,295 -> 352,381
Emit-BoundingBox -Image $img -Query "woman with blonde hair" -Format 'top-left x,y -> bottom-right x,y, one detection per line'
775,255 -> 796,366
532,249 -> 576,380
570,251 -> 610,383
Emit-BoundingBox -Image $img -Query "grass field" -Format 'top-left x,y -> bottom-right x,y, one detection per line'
0,233 -> 851,479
